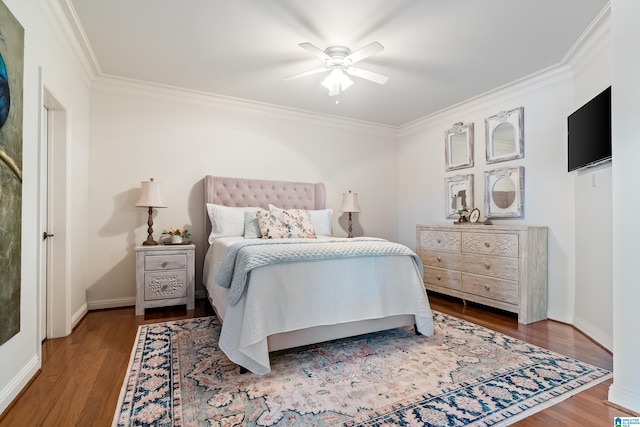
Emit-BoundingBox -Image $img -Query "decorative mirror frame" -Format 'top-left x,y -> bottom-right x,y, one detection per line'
485,107 -> 524,164
484,166 -> 524,218
445,174 -> 474,219
445,122 -> 474,171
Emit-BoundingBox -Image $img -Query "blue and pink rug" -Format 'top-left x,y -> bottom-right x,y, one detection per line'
113,312 -> 611,426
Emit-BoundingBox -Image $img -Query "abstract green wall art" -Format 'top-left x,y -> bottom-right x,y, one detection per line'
0,1 -> 24,347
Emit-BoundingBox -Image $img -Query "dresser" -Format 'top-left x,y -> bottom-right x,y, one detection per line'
416,224 -> 548,324
135,244 -> 195,315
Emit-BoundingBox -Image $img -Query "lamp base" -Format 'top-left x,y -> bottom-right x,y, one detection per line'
347,212 -> 353,238
142,206 -> 158,246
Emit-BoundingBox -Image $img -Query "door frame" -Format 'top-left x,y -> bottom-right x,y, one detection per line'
38,78 -> 71,340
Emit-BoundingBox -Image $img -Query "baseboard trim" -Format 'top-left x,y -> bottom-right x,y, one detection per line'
608,383 -> 640,416
0,355 -> 40,418
87,297 -> 135,311
573,316 -> 613,352
71,303 -> 87,330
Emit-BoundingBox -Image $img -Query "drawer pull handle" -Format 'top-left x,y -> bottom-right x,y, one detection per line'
437,239 -> 442,244
484,242 -> 491,248
485,263 -> 491,270
161,262 -> 168,268
436,256 -> 442,262
484,285 -> 490,291
436,275 -> 442,280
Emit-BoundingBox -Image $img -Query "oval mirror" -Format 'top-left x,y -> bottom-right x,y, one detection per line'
492,176 -> 516,209
492,122 -> 515,158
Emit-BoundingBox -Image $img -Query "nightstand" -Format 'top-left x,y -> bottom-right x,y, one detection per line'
135,243 -> 195,315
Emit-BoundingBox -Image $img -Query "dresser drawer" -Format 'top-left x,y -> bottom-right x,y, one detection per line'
145,254 -> 187,271
144,270 -> 187,301
419,230 -> 461,252
462,233 -> 518,257
420,250 -> 460,270
461,253 -> 518,281
461,273 -> 518,305
423,266 -> 461,291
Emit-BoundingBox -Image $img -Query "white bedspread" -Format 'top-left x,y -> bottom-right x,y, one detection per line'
203,237 -> 434,374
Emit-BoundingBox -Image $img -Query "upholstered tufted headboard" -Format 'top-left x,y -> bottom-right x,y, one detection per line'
204,175 -> 326,244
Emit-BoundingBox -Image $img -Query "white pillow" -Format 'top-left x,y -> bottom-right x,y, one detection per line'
268,204 -> 333,236
206,204 -> 261,244
243,209 -> 264,239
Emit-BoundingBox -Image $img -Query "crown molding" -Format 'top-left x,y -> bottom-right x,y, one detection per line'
399,64 -> 574,134
92,74 -> 398,135
562,2 -> 611,76
399,3 -> 611,134
37,0 -> 100,84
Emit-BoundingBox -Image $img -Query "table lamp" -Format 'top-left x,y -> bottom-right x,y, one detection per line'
135,178 -> 167,245
340,190 -> 360,238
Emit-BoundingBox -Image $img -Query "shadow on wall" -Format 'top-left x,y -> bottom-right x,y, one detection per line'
188,178 -> 207,295
86,186 -> 150,304
86,242 -> 137,306
337,212 -> 364,238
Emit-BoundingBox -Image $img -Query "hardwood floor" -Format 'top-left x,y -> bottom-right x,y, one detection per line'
0,293 -> 632,426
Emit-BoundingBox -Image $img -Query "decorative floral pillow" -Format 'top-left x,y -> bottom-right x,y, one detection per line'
268,204 -> 333,236
256,209 -> 317,239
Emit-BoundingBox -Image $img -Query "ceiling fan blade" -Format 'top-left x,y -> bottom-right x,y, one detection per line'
346,67 -> 389,85
298,42 -> 331,62
283,67 -> 328,81
344,41 -> 384,65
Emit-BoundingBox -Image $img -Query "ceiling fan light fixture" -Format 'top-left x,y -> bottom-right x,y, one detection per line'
321,67 -> 353,96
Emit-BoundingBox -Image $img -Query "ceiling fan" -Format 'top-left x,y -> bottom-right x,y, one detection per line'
284,41 -> 389,96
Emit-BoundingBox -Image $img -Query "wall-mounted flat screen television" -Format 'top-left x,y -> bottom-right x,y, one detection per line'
567,86 -> 611,172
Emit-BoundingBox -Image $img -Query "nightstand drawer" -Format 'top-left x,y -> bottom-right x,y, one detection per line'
144,270 -> 187,300
145,254 -> 187,271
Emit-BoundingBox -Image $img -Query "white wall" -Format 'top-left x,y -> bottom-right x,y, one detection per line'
609,0 -> 640,413
397,69 -> 578,323
85,77 -> 399,308
0,0 -> 91,415
570,10 -> 613,351
397,10 -> 614,338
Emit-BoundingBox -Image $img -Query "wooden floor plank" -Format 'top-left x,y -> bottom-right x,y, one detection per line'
0,294 -> 633,426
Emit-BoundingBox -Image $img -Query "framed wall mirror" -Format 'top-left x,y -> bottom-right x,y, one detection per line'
485,107 -> 524,163
484,166 -> 524,218
445,122 -> 474,171
445,174 -> 474,219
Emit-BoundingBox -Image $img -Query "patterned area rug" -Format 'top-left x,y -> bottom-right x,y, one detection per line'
113,312 -> 611,426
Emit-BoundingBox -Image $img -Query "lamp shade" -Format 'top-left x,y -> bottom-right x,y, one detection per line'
135,178 -> 167,208
341,190 -> 360,213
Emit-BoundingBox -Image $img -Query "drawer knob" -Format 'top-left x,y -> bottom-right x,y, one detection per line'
484,242 -> 491,248
437,239 -> 442,244
484,285 -> 490,291
436,256 -> 442,262
436,274 -> 442,280
485,263 -> 491,270
161,261 -> 168,268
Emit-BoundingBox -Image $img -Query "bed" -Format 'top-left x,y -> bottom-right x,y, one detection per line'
202,175 -> 434,374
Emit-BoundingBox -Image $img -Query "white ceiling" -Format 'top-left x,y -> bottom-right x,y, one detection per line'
67,0 -> 607,126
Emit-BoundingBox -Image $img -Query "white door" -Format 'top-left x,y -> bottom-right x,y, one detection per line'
38,104 -> 51,341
